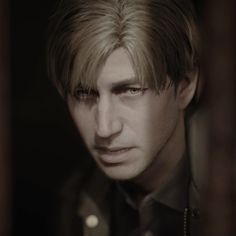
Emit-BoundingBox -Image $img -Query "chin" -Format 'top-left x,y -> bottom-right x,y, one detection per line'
99,163 -> 145,181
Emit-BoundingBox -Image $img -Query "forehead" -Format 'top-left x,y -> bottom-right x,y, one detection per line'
96,48 -> 136,89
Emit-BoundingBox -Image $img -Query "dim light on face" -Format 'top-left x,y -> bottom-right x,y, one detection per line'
68,48 -> 186,182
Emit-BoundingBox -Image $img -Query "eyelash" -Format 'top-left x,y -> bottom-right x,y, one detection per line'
74,87 -> 147,101
74,89 -> 98,101
115,87 -> 147,96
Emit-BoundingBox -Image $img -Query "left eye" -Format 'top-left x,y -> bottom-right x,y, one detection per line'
127,88 -> 143,95
122,87 -> 148,96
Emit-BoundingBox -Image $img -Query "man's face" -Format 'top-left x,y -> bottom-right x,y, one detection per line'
68,48 -> 185,181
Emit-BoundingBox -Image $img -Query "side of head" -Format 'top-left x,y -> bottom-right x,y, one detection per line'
47,0 -> 200,107
47,0 -> 201,181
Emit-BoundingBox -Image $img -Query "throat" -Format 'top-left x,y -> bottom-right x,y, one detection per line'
119,154 -> 189,210
118,181 -> 149,208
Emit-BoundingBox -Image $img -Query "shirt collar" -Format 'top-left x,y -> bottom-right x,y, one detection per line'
117,155 -> 190,213
151,155 -> 189,212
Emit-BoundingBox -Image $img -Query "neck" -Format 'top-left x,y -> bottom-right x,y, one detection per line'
130,114 -> 186,195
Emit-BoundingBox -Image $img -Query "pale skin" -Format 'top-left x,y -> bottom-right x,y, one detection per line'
68,48 -> 198,193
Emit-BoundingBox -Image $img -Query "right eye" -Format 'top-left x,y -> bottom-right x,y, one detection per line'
74,89 -> 98,102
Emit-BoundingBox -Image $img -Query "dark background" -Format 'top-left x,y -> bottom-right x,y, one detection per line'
11,1 -> 89,235
11,0 -> 203,235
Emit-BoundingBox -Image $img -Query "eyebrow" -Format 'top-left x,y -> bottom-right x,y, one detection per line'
110,77 -> 141,89
75,77 -> 143,92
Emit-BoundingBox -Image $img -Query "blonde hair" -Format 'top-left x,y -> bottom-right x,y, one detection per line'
47,0 -> 200,98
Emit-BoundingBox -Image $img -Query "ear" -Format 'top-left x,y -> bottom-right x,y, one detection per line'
176,69 -> 199,110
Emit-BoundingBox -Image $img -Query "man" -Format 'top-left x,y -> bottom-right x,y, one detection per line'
47,0 -> 201,235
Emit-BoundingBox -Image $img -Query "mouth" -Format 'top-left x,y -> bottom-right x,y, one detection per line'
94,146 -> 133,164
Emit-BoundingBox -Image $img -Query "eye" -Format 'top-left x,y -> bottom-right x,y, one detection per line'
117,87 -> 148,96
74,88 -> 98,102
126,87 -> 144,95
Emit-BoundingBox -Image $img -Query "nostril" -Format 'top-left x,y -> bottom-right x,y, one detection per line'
96,121 -> 122,139
95,112 -> 122,138
96,121 -> 111,138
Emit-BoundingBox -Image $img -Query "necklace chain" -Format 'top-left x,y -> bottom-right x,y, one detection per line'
184,207 -> 189,236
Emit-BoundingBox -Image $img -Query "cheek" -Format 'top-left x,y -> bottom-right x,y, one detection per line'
70,107 -> 95,144
129,98 -> 179,150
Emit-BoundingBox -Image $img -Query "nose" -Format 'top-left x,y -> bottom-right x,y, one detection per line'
95,96 -> 122,138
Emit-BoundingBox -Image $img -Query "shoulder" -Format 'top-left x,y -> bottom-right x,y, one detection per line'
57,163 -> 113,236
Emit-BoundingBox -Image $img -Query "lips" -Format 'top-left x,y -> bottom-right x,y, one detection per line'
94,146 -> 133,164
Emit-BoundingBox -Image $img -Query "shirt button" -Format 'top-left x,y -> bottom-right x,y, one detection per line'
144,231 -> 153,236
191,208 -> 200,219
85,214 -> 99,228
